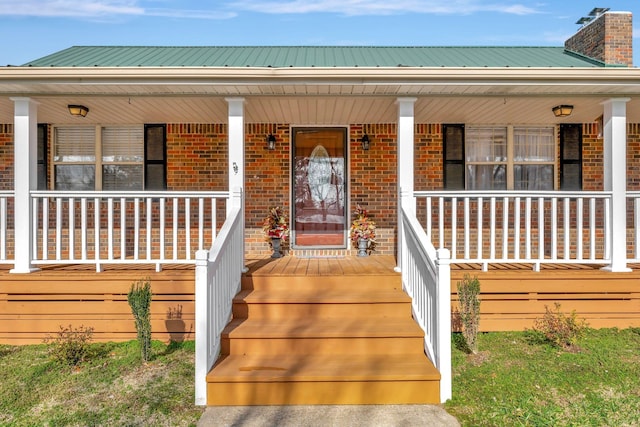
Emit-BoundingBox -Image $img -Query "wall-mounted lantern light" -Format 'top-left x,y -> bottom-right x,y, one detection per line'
266,133 -> 276,150
361,134 -> 370,150
68,104 -> 89,117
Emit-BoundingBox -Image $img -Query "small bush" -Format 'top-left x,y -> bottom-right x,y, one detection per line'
531,302 -> 589,350
457,274 -> 481,354
44,324 -> 94,366
128,278 -> 153,362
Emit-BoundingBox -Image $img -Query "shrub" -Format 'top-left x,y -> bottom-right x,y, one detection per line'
44,324 -> 94,366
531,302 -> 589,350
457,274 -> 481,354
127,278 -> 153,362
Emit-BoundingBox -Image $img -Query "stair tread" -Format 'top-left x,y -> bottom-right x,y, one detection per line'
235,288 -> 409,303
208,353 -> 440,382
223,317 -> 424,338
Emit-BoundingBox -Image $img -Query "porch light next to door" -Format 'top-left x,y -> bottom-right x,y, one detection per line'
67,104 -> 89,117
266,133 -> 276,150
552,105 -> 573,117
361,133 -> 370,150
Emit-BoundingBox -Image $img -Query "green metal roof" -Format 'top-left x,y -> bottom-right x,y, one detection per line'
21,46 -> 604,68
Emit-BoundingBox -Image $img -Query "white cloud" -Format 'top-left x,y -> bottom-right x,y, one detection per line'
0,0 -> 143,17
0,0 -> 539,19
0,0 -> 235,19
227,0 -> 541,16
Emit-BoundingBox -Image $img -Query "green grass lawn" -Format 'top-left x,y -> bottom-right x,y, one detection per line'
2,329 -> 639,426
445,328 -> 640,426
0,340 -> 204,426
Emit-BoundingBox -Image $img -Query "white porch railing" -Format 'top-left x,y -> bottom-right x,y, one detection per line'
194,190 -> 244,406
399,201 -> 452,403
30,190 -> 228,271
0,191 -> 13,264
416,191 -> 613,271
627,191 -> 640,263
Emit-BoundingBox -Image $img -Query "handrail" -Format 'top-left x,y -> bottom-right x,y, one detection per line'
0,191 -> 13,264
30,190 -> 228,271
626,191 -> 640,262
400,201 -> 452,403
415,190 -> 612,271
194,190 -> 244,405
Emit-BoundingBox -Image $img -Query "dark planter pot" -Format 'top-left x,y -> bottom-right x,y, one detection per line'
357,238 -> 369,257
271,238 -> 283,258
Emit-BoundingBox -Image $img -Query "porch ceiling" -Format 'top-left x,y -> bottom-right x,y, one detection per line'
1,67 -> 640,124
0,95 -> 638,126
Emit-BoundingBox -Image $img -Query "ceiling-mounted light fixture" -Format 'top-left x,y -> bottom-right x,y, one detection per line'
552,105 -> 573,117
266,133 -> 276,150
68,104 -> 89,117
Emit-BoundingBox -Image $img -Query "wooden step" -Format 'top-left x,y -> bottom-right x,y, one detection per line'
221,317 -> 425,355
232,287 -> 411,319
241,273 -> 402,291
207,258 -> 440,406
207,353 -> 440,405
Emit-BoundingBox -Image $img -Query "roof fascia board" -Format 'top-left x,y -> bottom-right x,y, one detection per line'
1,67 -> 640,86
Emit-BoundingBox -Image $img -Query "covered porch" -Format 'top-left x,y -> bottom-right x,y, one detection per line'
2,58 -> 640,406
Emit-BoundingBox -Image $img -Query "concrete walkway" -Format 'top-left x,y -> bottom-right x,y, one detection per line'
198,405 -> 460,427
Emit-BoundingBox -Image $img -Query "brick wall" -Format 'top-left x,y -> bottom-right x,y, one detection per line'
350,124 -> 397,255
565,12 -> 633,67
582,123 -> 603,191
166,123 -> 228,191
2,119 -> 639,260
628,124 -> 640,191
0,124 -> 13,190
414,124 -> 443,191
245,124 -> 290,255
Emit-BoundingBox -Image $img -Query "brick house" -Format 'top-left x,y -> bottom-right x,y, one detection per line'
0,9 -> 638,404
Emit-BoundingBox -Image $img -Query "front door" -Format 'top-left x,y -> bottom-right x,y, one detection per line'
292,127 -> 347,247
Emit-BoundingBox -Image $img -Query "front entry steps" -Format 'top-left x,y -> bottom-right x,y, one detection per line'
205,259 -> 441,405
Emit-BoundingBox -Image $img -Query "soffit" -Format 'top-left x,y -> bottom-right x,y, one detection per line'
1,95 -> 637,126
1,67 -> 639,124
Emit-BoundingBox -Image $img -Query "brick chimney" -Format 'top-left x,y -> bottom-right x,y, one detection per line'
565,10 -> 633,67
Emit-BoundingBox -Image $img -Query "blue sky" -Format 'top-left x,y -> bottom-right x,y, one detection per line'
0,1 -> 638,66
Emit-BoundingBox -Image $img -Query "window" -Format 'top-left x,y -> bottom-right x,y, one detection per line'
102,127 -> 144,190
54,125 -> 145,191
465,127 -> 507,190
444,125 -> 558,190
513,127 -> 554,190
54,126 -> 96,190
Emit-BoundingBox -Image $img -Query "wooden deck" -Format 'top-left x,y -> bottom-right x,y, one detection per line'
1,256 -> 639,345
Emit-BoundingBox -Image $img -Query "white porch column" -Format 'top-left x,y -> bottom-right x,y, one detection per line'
10,97 -> 39,273
225,97 -> 246,269
396,97 -> 417,272
226,97 -> 245,200
602,97 -> 631,272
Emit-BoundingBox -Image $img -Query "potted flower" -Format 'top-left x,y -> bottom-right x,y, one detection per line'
262,206 -> 289,258
349,205 -> 376,256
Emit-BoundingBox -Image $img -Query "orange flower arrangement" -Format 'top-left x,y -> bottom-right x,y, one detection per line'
349,205 -> 376,251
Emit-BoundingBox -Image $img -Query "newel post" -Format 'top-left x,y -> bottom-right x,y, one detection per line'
194,248 -> 210,406
436,247 -> 452,403
230,186 -> 248,272
10,97 -> 39,273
